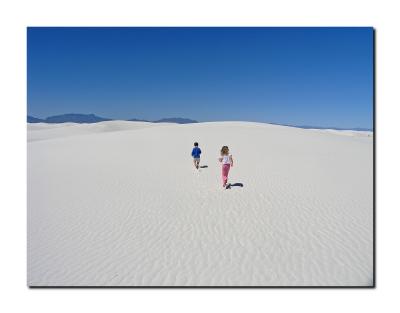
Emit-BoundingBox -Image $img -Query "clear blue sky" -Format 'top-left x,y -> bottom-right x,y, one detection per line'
28,27 -> 373,128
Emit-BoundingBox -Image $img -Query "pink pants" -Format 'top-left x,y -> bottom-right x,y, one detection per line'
222,164 -> 231,186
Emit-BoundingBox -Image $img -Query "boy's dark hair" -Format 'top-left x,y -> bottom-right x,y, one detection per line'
194,142 -> 198,146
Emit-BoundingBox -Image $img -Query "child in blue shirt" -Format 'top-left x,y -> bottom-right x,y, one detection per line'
191,142 -> 202,169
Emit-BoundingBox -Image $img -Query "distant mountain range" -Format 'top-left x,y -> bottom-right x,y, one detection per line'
27,116 -> 45,123
27,114 -> 198,124
27,114 -> 372,131
154,117 -> 199,124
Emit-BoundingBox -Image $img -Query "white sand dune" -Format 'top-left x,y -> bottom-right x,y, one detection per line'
27,121 -> 373,286
27,120 -> 172,142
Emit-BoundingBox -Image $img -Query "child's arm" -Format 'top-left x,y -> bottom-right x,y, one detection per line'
218,157 -> 222,162
230,155 -> 234,167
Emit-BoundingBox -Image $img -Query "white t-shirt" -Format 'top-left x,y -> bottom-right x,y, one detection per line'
222,154 -> 232,164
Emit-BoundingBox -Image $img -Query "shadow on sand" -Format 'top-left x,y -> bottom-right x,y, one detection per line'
226,183 -> 244,189
199,165 -> 208,168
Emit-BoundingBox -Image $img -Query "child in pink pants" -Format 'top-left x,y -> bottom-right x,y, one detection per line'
218,146 -> 234,189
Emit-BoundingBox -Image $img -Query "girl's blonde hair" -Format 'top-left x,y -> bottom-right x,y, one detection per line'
220,146 -> 229,156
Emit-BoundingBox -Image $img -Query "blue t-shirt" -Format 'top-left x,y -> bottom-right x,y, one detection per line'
191,147 -> 201,158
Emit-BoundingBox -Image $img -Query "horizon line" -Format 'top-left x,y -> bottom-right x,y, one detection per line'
27,113 -> 373,131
